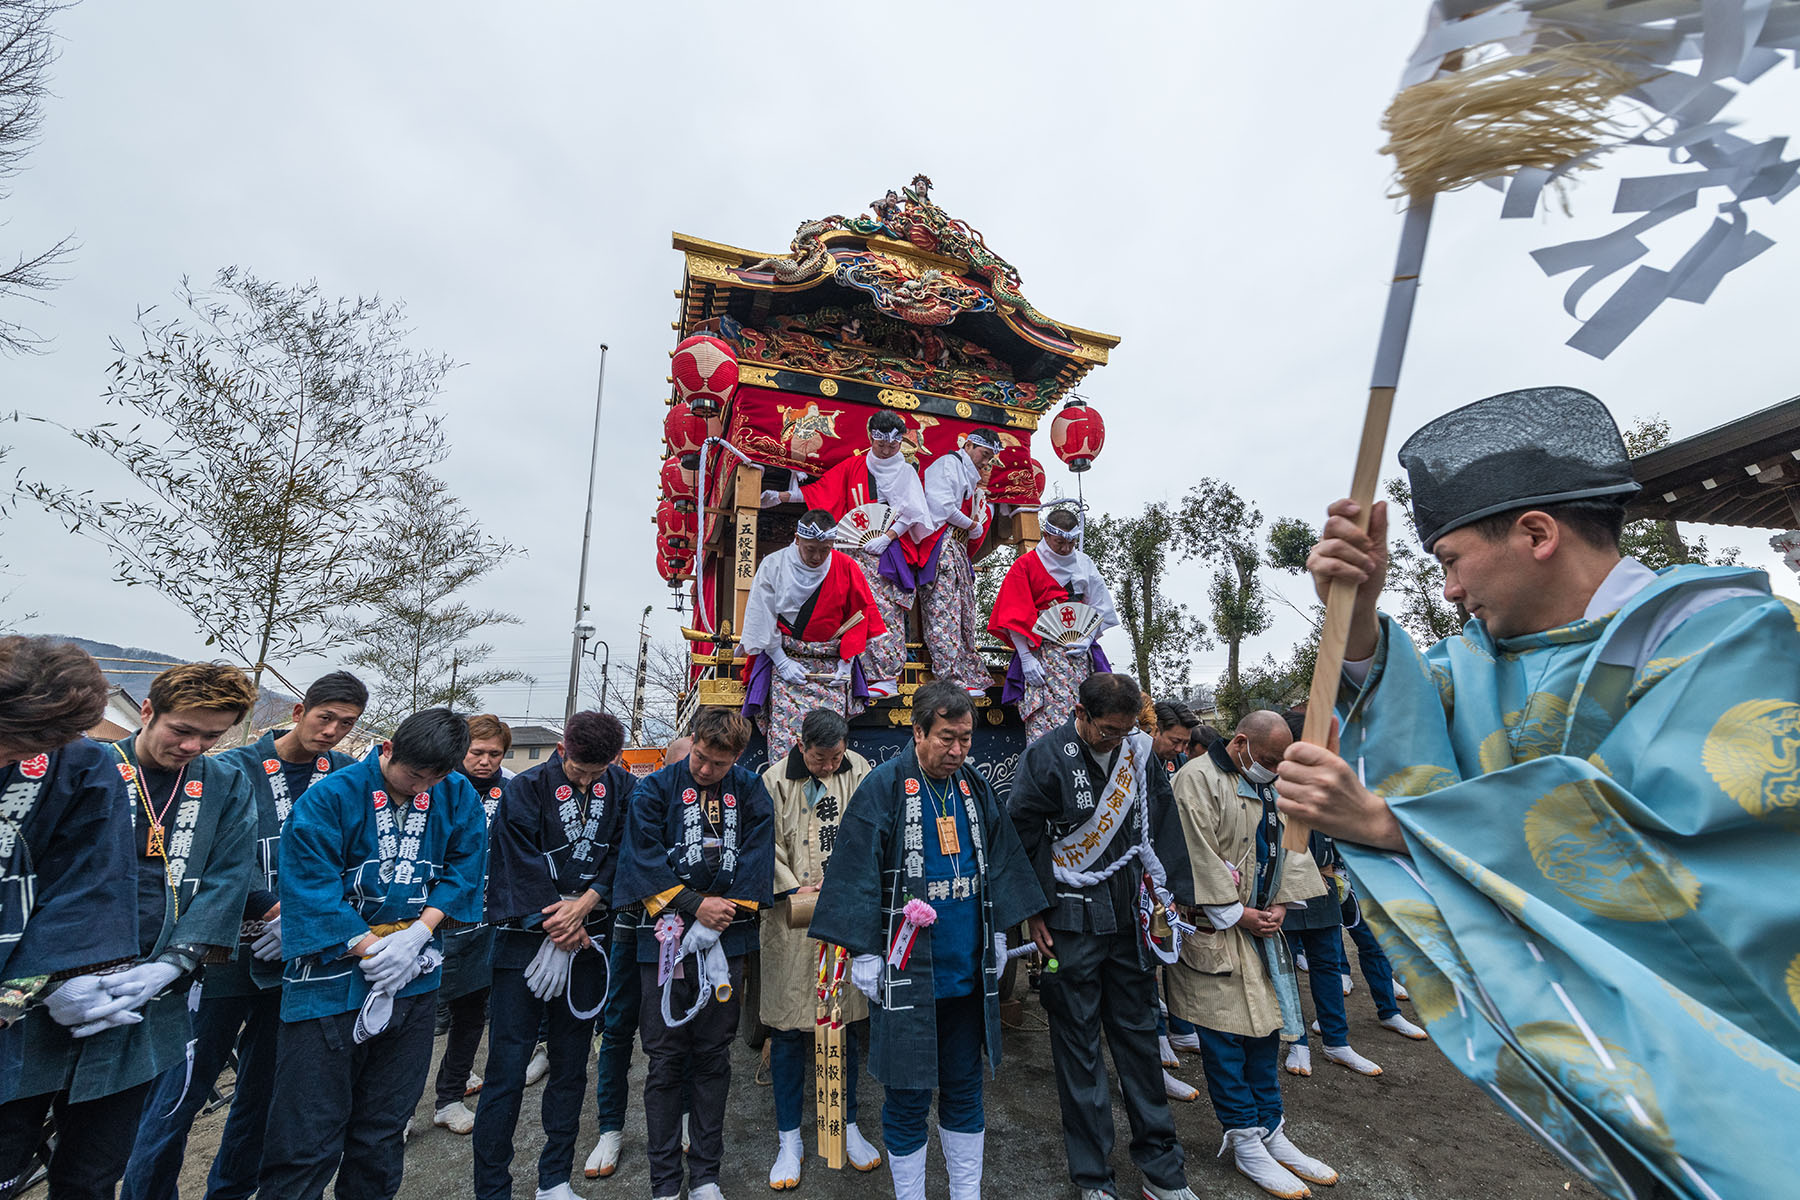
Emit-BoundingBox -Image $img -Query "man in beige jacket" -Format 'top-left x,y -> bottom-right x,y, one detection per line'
1165,711 -> 1338,1200
758,709 -> 882,1189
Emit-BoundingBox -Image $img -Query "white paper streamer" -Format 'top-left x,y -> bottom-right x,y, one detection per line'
1409,0 -> 1800,357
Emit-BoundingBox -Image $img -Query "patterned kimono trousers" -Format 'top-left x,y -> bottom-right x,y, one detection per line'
801,452 -> 914,684
1335,564 -> 1800,1200
919,536 -> 992,694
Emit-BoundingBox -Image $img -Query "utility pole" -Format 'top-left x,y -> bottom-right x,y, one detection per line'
629,604 -> 652,746
564,344 -> 610,726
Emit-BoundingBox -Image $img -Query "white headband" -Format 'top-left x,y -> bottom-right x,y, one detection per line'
795,519 -> 838,542
965,429 -> 1002,451
868,427 -> 904,443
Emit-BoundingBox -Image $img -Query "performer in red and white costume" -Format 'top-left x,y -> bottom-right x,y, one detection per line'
762,412 -> 928,699
741,512 -> 888,762
903,428 -> 999,696
989,506 -> 1121,742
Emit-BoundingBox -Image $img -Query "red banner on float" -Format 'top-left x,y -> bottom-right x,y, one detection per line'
723,386 -> 1045,506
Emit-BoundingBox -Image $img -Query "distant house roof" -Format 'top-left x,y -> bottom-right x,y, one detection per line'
506,723 -> 563,747
1628,396 -> 1800,530
90,685 -> 143,742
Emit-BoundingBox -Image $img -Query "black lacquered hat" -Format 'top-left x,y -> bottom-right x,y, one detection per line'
1398,386 -> 1641,551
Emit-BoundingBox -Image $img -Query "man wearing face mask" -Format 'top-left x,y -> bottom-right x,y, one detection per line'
741,510 -> 887,763
1166,711 -> 1335,1199
910,429 -> 1002,697
763,411 -> 930,699
989,506 -> 1122,742
1008,673 -> 1198,1200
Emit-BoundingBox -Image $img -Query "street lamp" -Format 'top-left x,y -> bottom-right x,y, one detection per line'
564,345 -> 610,726
575,622 -> 612,714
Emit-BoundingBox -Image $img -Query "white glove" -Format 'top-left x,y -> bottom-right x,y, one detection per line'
43,975 -> 122,1028
1019,652 -> 1045,688
359,922 -> 434,992
760,489 -> 787,508
862,533 -> 891,557
65,960 -> 183,1036
251,916 -> 283,962
524,938 -> 575,1000
680,921 -> 722,957
830,658 -> 852,683
777,657 -> 808,685
850,953 -> 883,1003
1064,640 -> 1091,659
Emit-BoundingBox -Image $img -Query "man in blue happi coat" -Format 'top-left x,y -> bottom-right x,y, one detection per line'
613,707 -> 773,1200
0,638 -> 143,1198
123,669 -> 367,1200
1282,386 -> 1800,1200
810,680 -> 1046,1200
258,707 -> 487,1200
473,710 -> 632,1200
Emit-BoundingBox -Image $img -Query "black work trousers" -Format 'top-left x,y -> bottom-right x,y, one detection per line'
637,957 -> 742,1198
1038,925 -> 1187,1193
256,992 -> 436,1200
0,1080 -> 152,1200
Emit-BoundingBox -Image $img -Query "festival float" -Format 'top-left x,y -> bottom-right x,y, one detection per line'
655,175 -> 1118,781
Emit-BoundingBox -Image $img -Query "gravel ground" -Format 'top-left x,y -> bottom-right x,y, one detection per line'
166,946 -> 1600,1200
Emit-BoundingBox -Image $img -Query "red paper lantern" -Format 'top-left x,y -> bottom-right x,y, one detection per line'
660,455 -> 696,504
656,542 -> 692,586
663,402 -> 708,467
671,334 -> 738,417
1050,398 -> 1105,473
656,499 -> 696,549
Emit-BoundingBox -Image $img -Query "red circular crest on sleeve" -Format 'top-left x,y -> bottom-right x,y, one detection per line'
593,782 -> 606,798
413,793 -> 431,811
185,780 -> 204,797
19,754 -> 47,779
723,792 -> 737,808
316,756 -> 331,772
263,758 -> 280,775
682,787 -> 697,805
373,790 -> 388,808
959,780 -> 971,796
489,786 -> 503,800
903,778 -> 920,796
118,763 -> 136,784
556,785 -> 573,801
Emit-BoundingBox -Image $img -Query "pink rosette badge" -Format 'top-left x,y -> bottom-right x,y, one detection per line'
886,897 -> 939,970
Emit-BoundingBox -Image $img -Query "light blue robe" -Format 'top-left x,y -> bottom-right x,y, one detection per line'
1335,562 -> 1800,1199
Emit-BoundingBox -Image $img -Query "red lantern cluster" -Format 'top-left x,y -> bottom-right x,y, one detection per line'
656,499 -> 696,549
663,402 -> 707,468
670,334 -> 739,417
1049,398 -> 1105,473
655,542 -> 692,587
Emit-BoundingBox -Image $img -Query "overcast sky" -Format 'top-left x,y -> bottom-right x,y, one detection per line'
4,2 -> 1796,720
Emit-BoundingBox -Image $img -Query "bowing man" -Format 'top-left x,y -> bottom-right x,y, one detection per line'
758,708 -> 881,1189
613,707 -> 773,1200
764,411 -> 931,700
0,639 -> 145,1199
474,710 -> 630,1200
1008,673 -> 1198,1200
259,709 -> 487,1200
430,713 -> 513,1136
810,681 -> 1045,1200
1167,711 -> 1336,1199
125,670 -> 367,1200
911,429 -> 1000,696
989,506 -> 1122,742
741,509 -> 887,764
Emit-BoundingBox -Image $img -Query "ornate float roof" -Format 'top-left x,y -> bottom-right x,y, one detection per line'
671,175 -> 1117,429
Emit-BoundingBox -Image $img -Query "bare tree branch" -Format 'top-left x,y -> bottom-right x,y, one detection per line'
0,0 -> 76,354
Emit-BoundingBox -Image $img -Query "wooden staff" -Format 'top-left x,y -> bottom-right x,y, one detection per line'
814,944 -> 848,1168
1285,196 -> 1434,853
